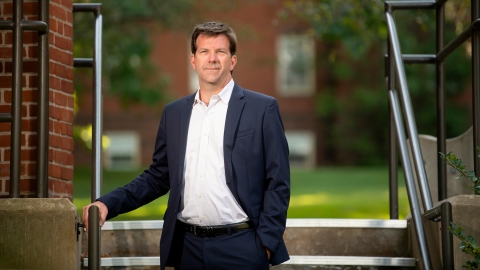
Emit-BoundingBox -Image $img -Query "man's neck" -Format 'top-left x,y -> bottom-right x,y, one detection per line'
199,78 -> 231,106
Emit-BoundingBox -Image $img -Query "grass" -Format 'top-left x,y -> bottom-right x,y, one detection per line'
73,166 -> 410,221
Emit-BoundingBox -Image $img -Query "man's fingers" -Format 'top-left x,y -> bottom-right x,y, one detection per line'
82,205 -> 90,231
82,201 -> 108,232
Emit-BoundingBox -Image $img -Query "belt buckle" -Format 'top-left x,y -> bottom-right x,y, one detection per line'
206,226 -> 213,237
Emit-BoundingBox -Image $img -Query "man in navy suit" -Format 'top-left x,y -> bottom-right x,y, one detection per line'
82,21 -> 290,270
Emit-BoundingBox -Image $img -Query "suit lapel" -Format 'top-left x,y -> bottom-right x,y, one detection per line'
224,84 -> 245,199
178,93 -> 195,181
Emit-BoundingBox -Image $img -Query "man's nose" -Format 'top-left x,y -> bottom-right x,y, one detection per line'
208,52 -> 218,62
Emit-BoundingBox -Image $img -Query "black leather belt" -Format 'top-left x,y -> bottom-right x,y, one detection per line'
180,221 -> 252,237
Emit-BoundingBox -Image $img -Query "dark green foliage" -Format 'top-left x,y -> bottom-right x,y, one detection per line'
283,0 -> 472,165
73,0 -> 197,107
449,222 -> 480,269
439,147 -> 480,195
442,148 -> 480,269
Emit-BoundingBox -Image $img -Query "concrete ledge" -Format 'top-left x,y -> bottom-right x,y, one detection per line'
408,195 -> 480,269
0,198 -> 79,270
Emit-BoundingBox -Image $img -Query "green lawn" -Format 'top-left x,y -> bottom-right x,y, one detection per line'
73,166 -> 410,221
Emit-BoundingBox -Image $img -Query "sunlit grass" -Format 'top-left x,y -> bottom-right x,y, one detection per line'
73,166 -> 410,221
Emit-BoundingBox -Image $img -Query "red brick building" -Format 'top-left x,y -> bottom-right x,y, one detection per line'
0,0 -> 74,198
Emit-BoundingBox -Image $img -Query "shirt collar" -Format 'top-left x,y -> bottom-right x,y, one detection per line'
193,79 -> 234,106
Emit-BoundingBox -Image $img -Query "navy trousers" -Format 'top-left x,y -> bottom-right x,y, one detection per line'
175,228 -> 270,270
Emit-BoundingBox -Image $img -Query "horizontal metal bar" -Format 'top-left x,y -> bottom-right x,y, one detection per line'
385,54 -> 436,65
74,58 -> 94,68
0,21 -> 13,30
424,203 -> 442,220
20,20 -> 48,33
84,256 -> 416,267
403,54 -> 436,64
0,113 -> 12,122
73,3 -> 102,16
101,219 -> 408,231
386,1 -> 436,10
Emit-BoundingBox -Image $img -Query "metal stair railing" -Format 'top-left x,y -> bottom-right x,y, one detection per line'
0,0 -> 50,198
72,4 -> 103,270
385,1 -> 480,270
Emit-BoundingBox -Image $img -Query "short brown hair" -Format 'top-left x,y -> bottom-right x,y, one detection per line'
191,21 -> 237,56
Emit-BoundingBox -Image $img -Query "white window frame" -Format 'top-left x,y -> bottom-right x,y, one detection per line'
276,34 -> 316,96
104,131 -> 141,171
285,130 -> 316,168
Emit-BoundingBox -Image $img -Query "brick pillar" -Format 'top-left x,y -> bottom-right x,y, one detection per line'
0,0 -> 74,199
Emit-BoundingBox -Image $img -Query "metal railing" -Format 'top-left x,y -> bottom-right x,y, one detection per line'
72,4 -> 103,270
385,1 -> 480,269
0,0 -> 50,198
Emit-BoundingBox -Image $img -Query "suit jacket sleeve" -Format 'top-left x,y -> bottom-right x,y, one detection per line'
256,98 -> 290,255
97,107 -> 171,220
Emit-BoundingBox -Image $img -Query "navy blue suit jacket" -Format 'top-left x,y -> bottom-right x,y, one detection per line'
98,83 -> 290,268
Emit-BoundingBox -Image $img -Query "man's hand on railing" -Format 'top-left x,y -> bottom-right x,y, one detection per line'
82,201 -> 108,231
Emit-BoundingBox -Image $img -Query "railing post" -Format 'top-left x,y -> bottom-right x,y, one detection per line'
441,202 -> 453,270
88,205 -> 100,270
436,0 -> 446,201
36,0 -> 50,198
472,0 -> 480,176
10,0 -> 24,198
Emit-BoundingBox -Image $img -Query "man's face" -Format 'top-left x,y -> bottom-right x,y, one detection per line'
191,34 -> 237,88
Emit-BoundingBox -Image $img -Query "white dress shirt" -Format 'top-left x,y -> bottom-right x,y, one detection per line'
177,79 -> 249,226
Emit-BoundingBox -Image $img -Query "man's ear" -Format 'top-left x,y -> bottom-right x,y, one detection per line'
230,55 -> 237,71
190,54 -> 196,70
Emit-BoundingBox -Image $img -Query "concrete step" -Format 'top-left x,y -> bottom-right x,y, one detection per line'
84,256 -> 416,269
81,218 -> 415,269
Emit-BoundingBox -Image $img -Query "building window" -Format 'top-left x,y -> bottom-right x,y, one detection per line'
276,34 -> 315,96
104,132 -> 140,171
285,130 -> 316,167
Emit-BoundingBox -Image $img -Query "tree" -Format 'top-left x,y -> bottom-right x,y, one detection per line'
73,0 -> 199,107
282,0 -> 473,165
